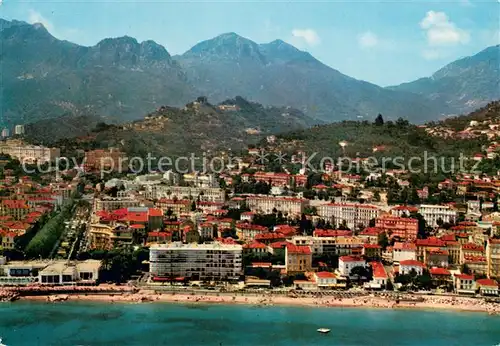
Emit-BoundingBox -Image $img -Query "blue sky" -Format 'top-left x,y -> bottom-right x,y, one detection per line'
1,0 -> 498,86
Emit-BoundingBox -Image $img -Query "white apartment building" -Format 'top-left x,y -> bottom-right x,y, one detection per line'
245,196 -> 308,216
292,236 -> 336,256
182,173 -> 219,188
418,204 -> 457,227
338,256 -> 366,276
392,242 -> 417,263
145,185 -> 225,203
318,203 -> 380,229
14,125 -> 25,136
0,142 -> 60,163
292,236 -> 364,256
93,196 -> 141,212
149,242 -> 243,281
399,260 -> 425,276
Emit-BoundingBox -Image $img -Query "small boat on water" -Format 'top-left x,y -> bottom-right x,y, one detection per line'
317,328 -> 331,334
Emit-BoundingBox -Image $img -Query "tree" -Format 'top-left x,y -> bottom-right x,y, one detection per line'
165,208 -> 173,218
377,232 -> 389,250
350,266 -> 371,284
338,220 -> 350,230
411,212 -> 429,239
396,117 -> 409,128
374,114 -> 384,126
304,206 -> 317,216
408,188 -> 421,205
394,274 -> 412,288
416,270 -> 433,290
212,225 -> 219,239
299,214 -> 313,235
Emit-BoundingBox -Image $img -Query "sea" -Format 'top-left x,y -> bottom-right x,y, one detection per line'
0,301 -> 499,346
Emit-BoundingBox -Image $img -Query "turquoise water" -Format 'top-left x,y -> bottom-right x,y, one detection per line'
0,301 -> 499,345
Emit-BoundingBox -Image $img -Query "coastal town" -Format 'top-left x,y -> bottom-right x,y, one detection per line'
1,2 -> 500,344
0,118 -> 499,315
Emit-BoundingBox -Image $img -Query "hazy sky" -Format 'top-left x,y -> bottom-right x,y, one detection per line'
1,0 -> 498,86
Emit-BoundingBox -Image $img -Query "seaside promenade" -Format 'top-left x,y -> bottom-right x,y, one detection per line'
2,284 -> 499,315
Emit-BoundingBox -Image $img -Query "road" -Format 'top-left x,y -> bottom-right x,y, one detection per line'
51,202 -> 91,260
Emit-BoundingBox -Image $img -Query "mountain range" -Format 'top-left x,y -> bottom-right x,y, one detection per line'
0,18 -> 499,127
27,96 -> 317,157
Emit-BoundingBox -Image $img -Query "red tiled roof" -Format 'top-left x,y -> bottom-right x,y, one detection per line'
416,237 -> 446,247
1,200 -> 29,209
0,230 -> 17,237
148,208 -> 163,217
216,237 -> 238,244
371,261 -> 387,279
340,255 -> 364,262
476,279 -> 498,287
236,223 -> 268,231
430,267 -> 451,276
461,243 -> 484,252
313,229 -> 352,237
274,225 -> 297,236
269,241 -> 290,249
455,274 -> 474,280
363,244 -> 381,249
255,232 -> 285,241
359,227 -> 383,236
399,260 -> 425,267
244,241 -> 267,249
440,234 -> 456,242
315,271 -> 336,279
377,216 -> 418,224
126,212 -> 148,223
393,242 -> 416,250
148,231 -> 171,237
130,224 -> 145,229
458,221 -> 477,226
286,244 -> 311,255
391,206 -> 418,212
463,255 -> 486,263
428,249 -> 449,255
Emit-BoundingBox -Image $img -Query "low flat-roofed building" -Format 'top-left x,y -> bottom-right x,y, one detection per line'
39,260 -> 101,285
0,260 -> 101,285
476,278 -> 499,296
293,279 -> 318,291
245,278 -> 271,288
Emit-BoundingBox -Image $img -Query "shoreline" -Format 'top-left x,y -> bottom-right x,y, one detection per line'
17,291 -> 500,315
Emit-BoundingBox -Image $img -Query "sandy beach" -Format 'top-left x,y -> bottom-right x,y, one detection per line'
17,289 -> 500,315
